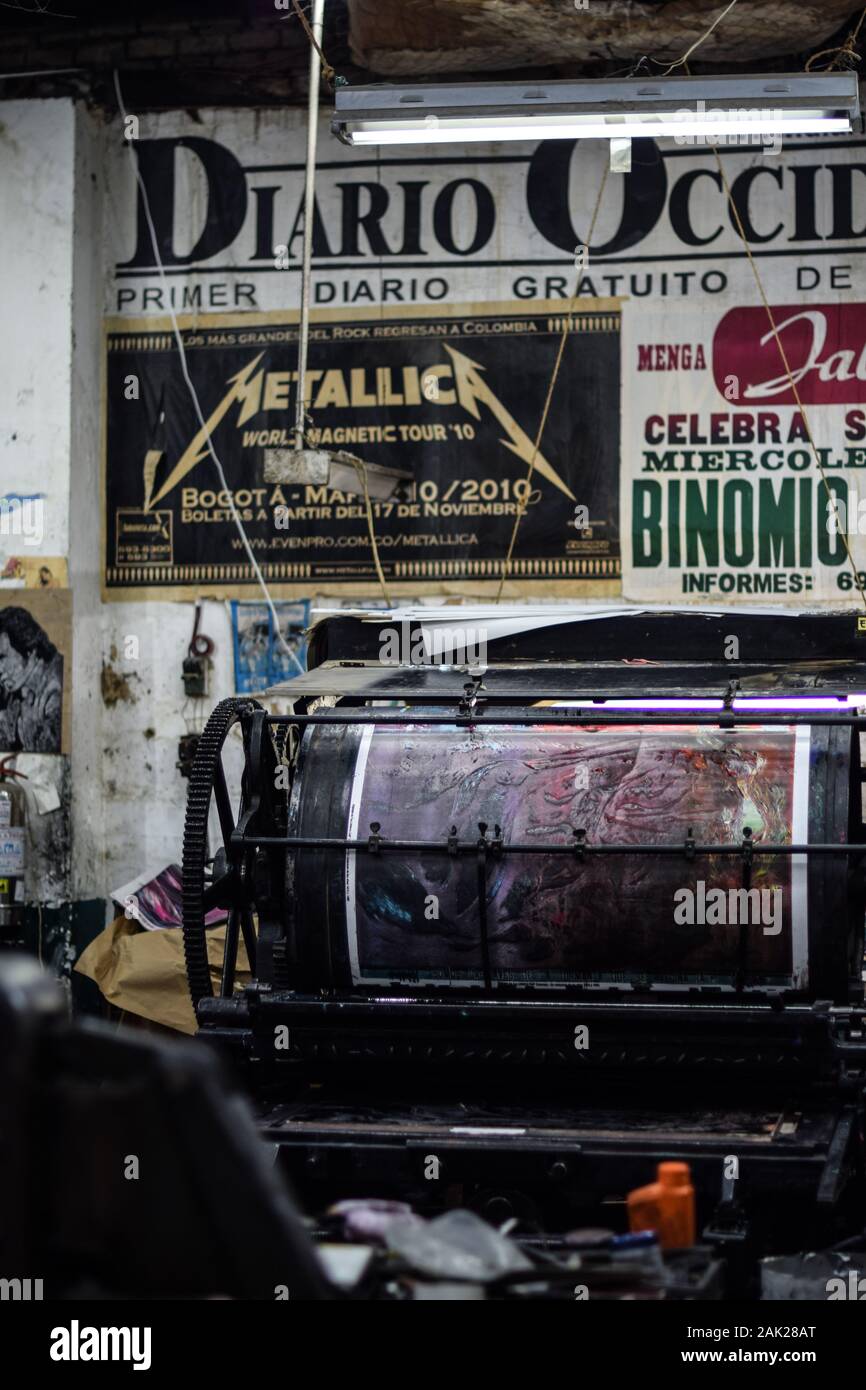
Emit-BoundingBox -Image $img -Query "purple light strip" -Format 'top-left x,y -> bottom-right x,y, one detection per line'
552,696 -> 866,711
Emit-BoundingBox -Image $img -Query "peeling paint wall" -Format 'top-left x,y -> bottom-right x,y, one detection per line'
0,100 -> 74,559
0,100 -> 75,913
0,99 -> 234,911
69,101 -> 107,906
99,599 -> 236,890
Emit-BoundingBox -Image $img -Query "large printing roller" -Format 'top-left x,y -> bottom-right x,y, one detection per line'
285,717 -> 861,1002
183,611 -> 866,1019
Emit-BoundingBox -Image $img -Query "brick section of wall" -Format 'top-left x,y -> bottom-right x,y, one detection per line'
0,11 -> 350,104
126,37 -> 179,60
74,42 -> 129,67
0,12 -> 332,91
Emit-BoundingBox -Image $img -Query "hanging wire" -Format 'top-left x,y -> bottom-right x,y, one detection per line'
290,0 -> 338,87
113,69 -> 304,672
710,143 -> 866,614
678,46 -> 866,614
282,0 -> 391,608
659,0 -> 740,75
495,160 -> 610,603
350,458 -> 392,607
806,4 -> 866,71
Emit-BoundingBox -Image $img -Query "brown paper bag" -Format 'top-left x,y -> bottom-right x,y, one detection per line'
75,917 -> 250,1034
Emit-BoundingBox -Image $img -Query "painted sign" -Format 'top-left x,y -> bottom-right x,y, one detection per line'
621,302 -> 866,603
107,112 -> 866,315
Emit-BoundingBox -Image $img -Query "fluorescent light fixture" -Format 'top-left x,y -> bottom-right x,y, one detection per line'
333,72 -> 859,147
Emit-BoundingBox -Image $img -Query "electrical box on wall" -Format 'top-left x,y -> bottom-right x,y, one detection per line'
182,655 -> 209,700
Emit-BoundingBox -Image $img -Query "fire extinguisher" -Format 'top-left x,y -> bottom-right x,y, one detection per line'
0,758 -> 27,948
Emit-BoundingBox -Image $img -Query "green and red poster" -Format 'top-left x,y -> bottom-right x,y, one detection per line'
621,302 -> 866,603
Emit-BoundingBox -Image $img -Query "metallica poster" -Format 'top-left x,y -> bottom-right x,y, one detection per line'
103,301 -> 621,598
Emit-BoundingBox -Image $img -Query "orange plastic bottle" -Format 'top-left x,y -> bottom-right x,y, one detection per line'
627,1161 -> 696,1249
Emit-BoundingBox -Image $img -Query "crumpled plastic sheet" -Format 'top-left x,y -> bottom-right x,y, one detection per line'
761,1250 -> 864,1300
329,1198 -> 422,1244
385,1208 -> 533,1283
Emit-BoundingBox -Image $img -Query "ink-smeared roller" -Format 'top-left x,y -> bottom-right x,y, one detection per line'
286,717 -> 859,1000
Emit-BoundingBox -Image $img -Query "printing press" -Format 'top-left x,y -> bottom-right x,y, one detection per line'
182,607 -> 866,1297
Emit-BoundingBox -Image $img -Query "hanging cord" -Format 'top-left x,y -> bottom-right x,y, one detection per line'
113,70 -> 304,674
284,5 -> 385,604
630,0 -> 739,76
494,160 -> 609,603
294,424 -> 392,607
712,146 -> 866,612
659,0 -> 740,76
188,600 -> 215,659
682,51 -> 866,614
806,4 -> 866,71
291,0 -> 337,87
349,457 -> 392,607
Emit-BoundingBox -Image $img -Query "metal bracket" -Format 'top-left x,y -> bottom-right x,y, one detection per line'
685,826 -> 696,861
459,675 -> 486,719
741,826 -> 754,870
476,822 -> 492,989
368,821 -> 382,855
703,1168 -> 749,1247
573,827 -> 587,862
720,678 -> 740,728
447,824 -> 459,857
816,1108 -> 857,1207
735,827 -> 755,992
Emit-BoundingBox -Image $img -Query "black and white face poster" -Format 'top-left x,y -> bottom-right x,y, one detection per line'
103,300 -> 620,598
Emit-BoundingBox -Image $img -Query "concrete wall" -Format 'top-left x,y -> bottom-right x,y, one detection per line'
69,103 -> 107,902
99,598 -> 235,890
0,100 -> 74,560
0,101 -> 76,918
0,99 -> 241,903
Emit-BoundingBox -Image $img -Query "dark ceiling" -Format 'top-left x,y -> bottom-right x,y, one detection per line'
0,0 -> 862,110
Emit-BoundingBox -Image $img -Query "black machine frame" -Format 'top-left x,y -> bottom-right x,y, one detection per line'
181,610 -> 866,1259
